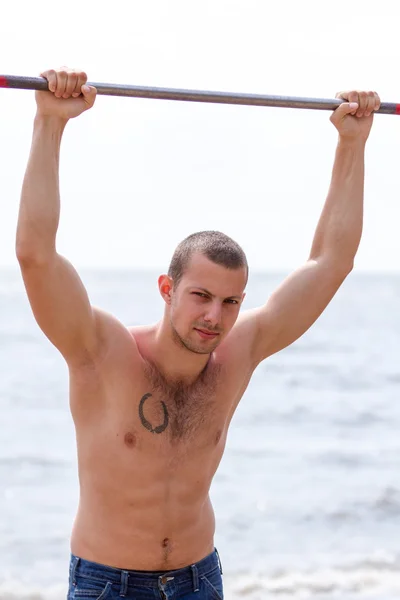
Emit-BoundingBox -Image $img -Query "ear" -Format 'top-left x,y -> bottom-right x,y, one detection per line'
158,274 -> 174,305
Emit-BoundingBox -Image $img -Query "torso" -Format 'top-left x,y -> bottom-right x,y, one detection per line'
70,314 -> 254,570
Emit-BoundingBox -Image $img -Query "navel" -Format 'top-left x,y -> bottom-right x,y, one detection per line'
124,432 -> 137,448
161,537 -> 172,563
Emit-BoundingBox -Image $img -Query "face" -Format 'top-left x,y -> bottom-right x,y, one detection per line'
159,253 -> 247,354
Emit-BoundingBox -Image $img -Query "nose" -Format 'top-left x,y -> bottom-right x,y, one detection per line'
203,301 -> 222,328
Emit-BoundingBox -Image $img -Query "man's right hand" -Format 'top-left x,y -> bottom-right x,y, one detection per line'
36,67 -> 97,121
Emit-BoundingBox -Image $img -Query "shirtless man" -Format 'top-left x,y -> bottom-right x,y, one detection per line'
16,67 -> 380,600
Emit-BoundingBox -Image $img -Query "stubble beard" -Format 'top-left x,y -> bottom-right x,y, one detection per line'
170,318 -> 221,355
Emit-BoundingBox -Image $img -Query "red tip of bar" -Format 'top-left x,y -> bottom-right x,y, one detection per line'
395,104 -> 400,115
0,76 -> 9,88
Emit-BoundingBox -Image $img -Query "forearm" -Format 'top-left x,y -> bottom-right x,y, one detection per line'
16,115 -> 67,260
309,138 -> 365,267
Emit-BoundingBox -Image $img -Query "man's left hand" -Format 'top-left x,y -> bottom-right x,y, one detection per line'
330,90 -> 381,143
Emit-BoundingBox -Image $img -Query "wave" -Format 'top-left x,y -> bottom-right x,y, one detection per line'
0,582 -> 66,600
225,555 -> 400,598
0,456 -> 69,468
296,487 -> 400,525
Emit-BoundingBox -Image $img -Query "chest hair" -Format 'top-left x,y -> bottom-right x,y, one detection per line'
142,361 -> 222,442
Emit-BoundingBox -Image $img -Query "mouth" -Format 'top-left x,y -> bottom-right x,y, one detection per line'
194,328 -> 220,340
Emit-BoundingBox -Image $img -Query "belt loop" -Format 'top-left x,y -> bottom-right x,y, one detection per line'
191,564 -> 199,592
120,571 -> 129,597
70,556 -> 80,586
215,548 -> 223,575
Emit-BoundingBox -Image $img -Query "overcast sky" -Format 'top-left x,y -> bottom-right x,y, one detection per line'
1,0 -> 399,272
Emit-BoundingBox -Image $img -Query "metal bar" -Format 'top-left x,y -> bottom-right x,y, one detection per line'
1,74 -> 399,115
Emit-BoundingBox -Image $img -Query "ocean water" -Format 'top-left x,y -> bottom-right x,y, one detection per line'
1,267 -> 400,600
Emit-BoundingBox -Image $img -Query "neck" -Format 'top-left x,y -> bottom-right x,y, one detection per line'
148,319 -> 212,384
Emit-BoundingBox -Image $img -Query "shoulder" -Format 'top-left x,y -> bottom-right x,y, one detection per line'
221,308 -> 261,361
214,308 -> 261,372
74,307 -> 145,368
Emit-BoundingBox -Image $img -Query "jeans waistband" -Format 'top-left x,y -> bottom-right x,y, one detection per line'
69,548 -> 222,593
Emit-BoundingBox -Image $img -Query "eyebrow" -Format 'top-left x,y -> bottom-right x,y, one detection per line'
192,287 -> 242,301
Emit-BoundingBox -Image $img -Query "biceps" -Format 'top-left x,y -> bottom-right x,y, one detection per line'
19,253 -> 98,362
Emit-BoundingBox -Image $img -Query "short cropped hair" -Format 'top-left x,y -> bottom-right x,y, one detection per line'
168,231 -> 248,287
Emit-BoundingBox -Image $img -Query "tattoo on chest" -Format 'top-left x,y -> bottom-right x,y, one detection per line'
138,361 -> 221,440
139,393 -> 169,434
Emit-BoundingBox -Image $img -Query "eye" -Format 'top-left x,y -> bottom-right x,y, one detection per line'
224,299 -> 239,305
192,292 -> 208,299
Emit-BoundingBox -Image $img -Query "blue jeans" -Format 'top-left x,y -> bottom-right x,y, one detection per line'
67,549 -> 223,600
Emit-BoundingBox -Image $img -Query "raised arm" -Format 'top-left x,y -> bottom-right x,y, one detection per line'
242,90 -> 381,365
16,68 -> 99,365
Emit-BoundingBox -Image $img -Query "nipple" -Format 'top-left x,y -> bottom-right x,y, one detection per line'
124,432 -> 137,448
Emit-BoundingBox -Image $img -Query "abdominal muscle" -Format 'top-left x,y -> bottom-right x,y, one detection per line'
71,488 -> 216,571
